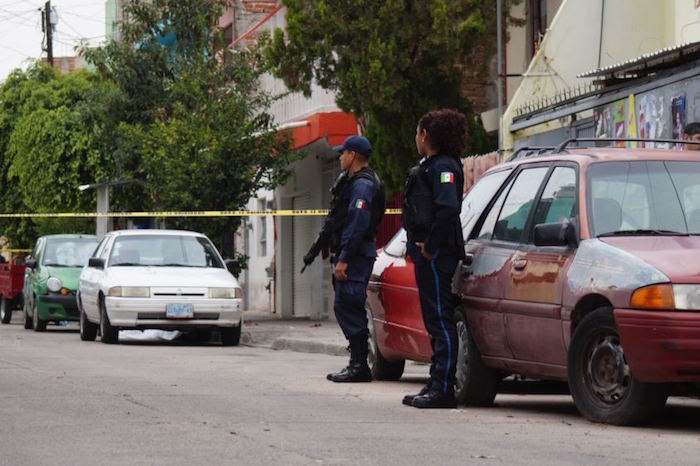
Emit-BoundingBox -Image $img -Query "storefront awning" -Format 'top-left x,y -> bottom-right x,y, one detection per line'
283,112 -> 359,150
578,41 -> 700,81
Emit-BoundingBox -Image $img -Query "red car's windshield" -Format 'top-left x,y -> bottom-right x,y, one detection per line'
587,160 -> 700,237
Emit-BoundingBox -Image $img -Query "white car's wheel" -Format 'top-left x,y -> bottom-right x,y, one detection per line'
79,298 -> 98,342
99,296 -> 118,344
220,321 -> 241,346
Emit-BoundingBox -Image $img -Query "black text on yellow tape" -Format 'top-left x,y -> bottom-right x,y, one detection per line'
0,209 -> 403,218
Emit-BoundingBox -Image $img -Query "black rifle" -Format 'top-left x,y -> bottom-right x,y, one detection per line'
300,171 -> 348,273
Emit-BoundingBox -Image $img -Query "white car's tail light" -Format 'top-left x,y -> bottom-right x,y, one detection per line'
107,286 -> 150,298
208,287 -> 242,299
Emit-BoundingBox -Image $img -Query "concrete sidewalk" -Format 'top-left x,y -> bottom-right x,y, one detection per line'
241,310 -> 348,357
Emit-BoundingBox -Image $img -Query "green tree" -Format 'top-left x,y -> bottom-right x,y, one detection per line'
0,65 -> 111,247
265,0 -> 514,193
82,0 -> 293,258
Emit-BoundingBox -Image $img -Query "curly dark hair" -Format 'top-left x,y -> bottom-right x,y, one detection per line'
418,109 -> 468,156
685,122 -> 700,136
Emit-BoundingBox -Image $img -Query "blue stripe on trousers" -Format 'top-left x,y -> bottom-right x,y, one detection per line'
430,251 -> 451,394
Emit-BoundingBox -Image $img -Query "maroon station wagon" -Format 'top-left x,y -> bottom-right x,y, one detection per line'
367,142 -> 700,425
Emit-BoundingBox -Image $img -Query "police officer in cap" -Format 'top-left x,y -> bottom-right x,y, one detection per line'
325,135 -> 385,383
402,109 -> 466,408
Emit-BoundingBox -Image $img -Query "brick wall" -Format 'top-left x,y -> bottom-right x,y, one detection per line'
241,1 -> 278,14
460,31 -> 499,115
234,0 -> 279,44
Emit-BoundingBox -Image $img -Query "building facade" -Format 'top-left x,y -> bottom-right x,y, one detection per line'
503,0 -> 700,154
222,3 -> 359,318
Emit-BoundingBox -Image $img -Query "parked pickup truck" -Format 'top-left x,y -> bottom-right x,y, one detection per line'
0,259 -> 26,324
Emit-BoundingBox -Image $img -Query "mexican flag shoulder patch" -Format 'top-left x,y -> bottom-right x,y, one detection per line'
440,172 -> 455,183
355,199 -> 366,209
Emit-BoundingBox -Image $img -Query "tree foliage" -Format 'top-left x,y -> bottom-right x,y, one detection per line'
0,66 -> 111,247
265,0 -> 515,192
0,0 -> 293,259
80,0 -> 293,257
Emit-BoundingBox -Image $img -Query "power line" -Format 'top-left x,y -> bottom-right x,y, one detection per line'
56,11 -> 83,37
60,9 -> 104,24
0,42 -> 34,59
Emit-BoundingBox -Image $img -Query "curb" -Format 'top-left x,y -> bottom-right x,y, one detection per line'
270,337 -> 348,357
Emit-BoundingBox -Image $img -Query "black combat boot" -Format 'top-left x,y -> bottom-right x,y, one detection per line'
402,383 -> 432,406
326,335 -> 372,383
411,388 -> 457,409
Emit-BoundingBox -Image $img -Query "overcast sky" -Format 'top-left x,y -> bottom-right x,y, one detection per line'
0,0 -> 105,82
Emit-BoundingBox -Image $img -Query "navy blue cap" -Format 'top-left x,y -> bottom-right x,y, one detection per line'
332,135 -> 372,157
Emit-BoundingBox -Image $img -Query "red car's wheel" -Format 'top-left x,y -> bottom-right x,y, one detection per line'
567,307 -> 667,425
454,308 -> 499,405
367,306 -> 404,381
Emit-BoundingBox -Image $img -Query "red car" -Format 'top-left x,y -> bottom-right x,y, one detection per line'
367,142 -> 700,425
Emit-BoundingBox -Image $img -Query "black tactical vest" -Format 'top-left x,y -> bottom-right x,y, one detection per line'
403,156 -> 463,244
403,160 -> 434,242
330,167 -> 386,253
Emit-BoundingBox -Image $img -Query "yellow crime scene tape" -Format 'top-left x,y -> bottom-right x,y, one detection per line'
0,209 -> 402,253
0,208 -> 403,218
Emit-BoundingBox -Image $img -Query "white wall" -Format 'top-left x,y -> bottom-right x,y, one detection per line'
502,0 -> 693,155
674,0 -> 700,44
237,6 -> 346,314
236,190 -> 275,312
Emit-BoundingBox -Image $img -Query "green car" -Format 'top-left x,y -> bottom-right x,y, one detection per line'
22,234 -> 98,331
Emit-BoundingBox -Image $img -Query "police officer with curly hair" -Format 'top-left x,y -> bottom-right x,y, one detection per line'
402,109 -> 466,408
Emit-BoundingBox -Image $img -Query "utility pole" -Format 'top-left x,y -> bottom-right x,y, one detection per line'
42,1 -> 54,67
496,0 -> 503,153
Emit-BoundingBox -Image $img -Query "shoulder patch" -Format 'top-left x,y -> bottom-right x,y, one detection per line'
440,172 -> 455,184
355,199 -> 366,209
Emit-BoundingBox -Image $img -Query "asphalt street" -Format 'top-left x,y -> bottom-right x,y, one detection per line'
1,320 -> 699,466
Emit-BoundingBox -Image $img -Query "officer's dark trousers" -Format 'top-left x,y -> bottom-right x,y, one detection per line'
333,255 -> 375,340
413,249 -> 459,395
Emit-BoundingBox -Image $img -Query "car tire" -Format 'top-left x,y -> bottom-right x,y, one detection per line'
79,304 -> 98,342
99,296 -> 119,344
567,307 -> 668,425
454,308 -> 500,406
0,296 -> 12,324
32,298 -> 47,332
220,321 -> 241,346
367,307 -> 404,381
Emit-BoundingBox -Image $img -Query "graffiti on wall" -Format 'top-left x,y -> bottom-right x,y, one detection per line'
626,94 -> 638,147
593,106 -> 612,139
613,99 -> 626,147
672,94 -> 687,148
638,94 -> 666,148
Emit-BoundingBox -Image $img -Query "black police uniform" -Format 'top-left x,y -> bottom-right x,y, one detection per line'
327,167 -> 384,382
404,154 -> 464,407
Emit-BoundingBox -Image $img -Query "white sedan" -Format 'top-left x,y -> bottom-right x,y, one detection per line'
77,230 -> 243,345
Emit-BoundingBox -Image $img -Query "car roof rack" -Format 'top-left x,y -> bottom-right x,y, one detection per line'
507,146 -> 557,162
555,138 -> 698,153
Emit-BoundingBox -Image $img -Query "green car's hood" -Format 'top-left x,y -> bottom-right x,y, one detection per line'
44,266 -> 83,291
